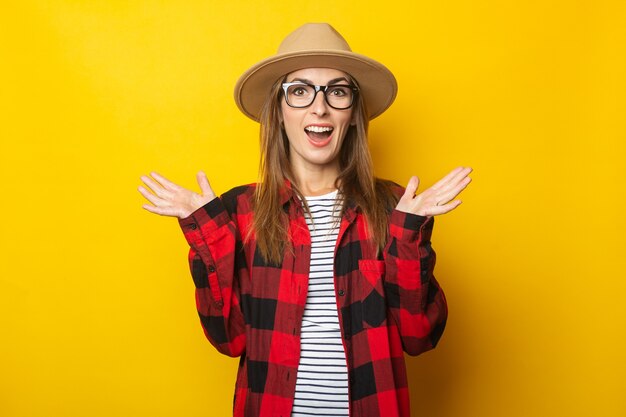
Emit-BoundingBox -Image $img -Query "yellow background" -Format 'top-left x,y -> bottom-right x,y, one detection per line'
1,1 -> 624,416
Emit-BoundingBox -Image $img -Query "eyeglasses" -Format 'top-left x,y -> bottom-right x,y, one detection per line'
281,82 -> 359,110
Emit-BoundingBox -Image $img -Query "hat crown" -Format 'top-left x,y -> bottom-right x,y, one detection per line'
277,23 -> 352,54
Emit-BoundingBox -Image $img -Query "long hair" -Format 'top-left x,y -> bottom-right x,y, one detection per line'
252,76 -> 398,264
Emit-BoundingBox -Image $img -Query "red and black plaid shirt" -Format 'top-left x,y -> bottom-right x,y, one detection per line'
178,181 -> 447,417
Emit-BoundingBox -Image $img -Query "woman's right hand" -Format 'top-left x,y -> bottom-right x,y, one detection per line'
138,171 -> 216,219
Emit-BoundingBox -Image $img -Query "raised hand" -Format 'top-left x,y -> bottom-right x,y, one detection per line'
395,167 -> 472,217
138,171 -> 217,219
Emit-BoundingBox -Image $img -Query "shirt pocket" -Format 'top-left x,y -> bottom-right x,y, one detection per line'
358,259 -> 387,328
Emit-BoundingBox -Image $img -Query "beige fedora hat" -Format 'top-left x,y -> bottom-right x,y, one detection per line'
234,23 -> 398,122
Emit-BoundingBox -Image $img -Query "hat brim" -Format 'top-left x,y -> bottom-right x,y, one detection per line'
234,50 -> 397,122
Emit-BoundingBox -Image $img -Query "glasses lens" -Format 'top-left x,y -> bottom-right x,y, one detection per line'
325,85 -> 354,109
286,84 -> 315,107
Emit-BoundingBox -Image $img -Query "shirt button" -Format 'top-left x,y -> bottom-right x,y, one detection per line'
208,265 -> 216,273
190,223 -> 197,230
338,290 -> 345,296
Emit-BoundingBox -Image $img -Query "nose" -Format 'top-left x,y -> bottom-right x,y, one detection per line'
309,90 -> 329,116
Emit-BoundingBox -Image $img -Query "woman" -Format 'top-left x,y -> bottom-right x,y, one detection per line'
139,23 -> 471,417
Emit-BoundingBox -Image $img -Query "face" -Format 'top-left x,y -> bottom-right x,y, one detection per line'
280,68 -> 354,174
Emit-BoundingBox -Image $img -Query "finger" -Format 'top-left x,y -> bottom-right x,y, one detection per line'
432,166 -> 473,191
431,168 -> 472,199
430,199 -> 463,216
430,167 -> 465,190
138,185 -> 165,206
140,175 -> 169,197
142,203 -> 176,217
435,176 -> 472,206
150,172 -> 179,191
449,175 -> 472,197
447,167 -> 472,188
433,167 -> 467,190
196,171 -> 214,196
403,176 -> 420,199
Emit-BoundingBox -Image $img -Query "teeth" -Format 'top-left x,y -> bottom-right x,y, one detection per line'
305,126 -> 333,133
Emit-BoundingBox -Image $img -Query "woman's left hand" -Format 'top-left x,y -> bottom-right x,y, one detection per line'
395,167 -> 473,217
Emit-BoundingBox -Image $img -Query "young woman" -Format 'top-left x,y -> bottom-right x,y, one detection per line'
139,23 -> 471,417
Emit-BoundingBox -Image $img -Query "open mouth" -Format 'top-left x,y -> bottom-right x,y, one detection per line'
305,125 -> 334,145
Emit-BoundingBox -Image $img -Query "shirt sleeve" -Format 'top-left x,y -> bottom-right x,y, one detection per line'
383,209 -> 448,356
178,196 -> 246,357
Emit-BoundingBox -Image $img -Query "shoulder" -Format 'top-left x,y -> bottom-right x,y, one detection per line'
220,183 -> 257,214
375,178 -> 404,210
375,177 -> 404,193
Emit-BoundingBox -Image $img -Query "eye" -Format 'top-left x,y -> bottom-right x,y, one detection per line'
327,86 -> 349,97
287,84 -> 312,97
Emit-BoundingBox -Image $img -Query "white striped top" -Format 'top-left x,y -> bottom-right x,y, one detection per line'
292,190 -> 349,417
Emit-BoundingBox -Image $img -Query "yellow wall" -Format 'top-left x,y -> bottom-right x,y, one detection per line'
1,1 -> 624,416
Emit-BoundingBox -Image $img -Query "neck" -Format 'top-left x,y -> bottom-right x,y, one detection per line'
291,162 -> 340,197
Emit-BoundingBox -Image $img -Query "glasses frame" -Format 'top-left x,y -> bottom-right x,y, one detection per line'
281,81 -> 359,110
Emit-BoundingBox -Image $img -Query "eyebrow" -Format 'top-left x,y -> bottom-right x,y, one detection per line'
288,77 -> 350,85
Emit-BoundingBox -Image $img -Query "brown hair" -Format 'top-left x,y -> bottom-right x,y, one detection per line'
251,76 -> 398,264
